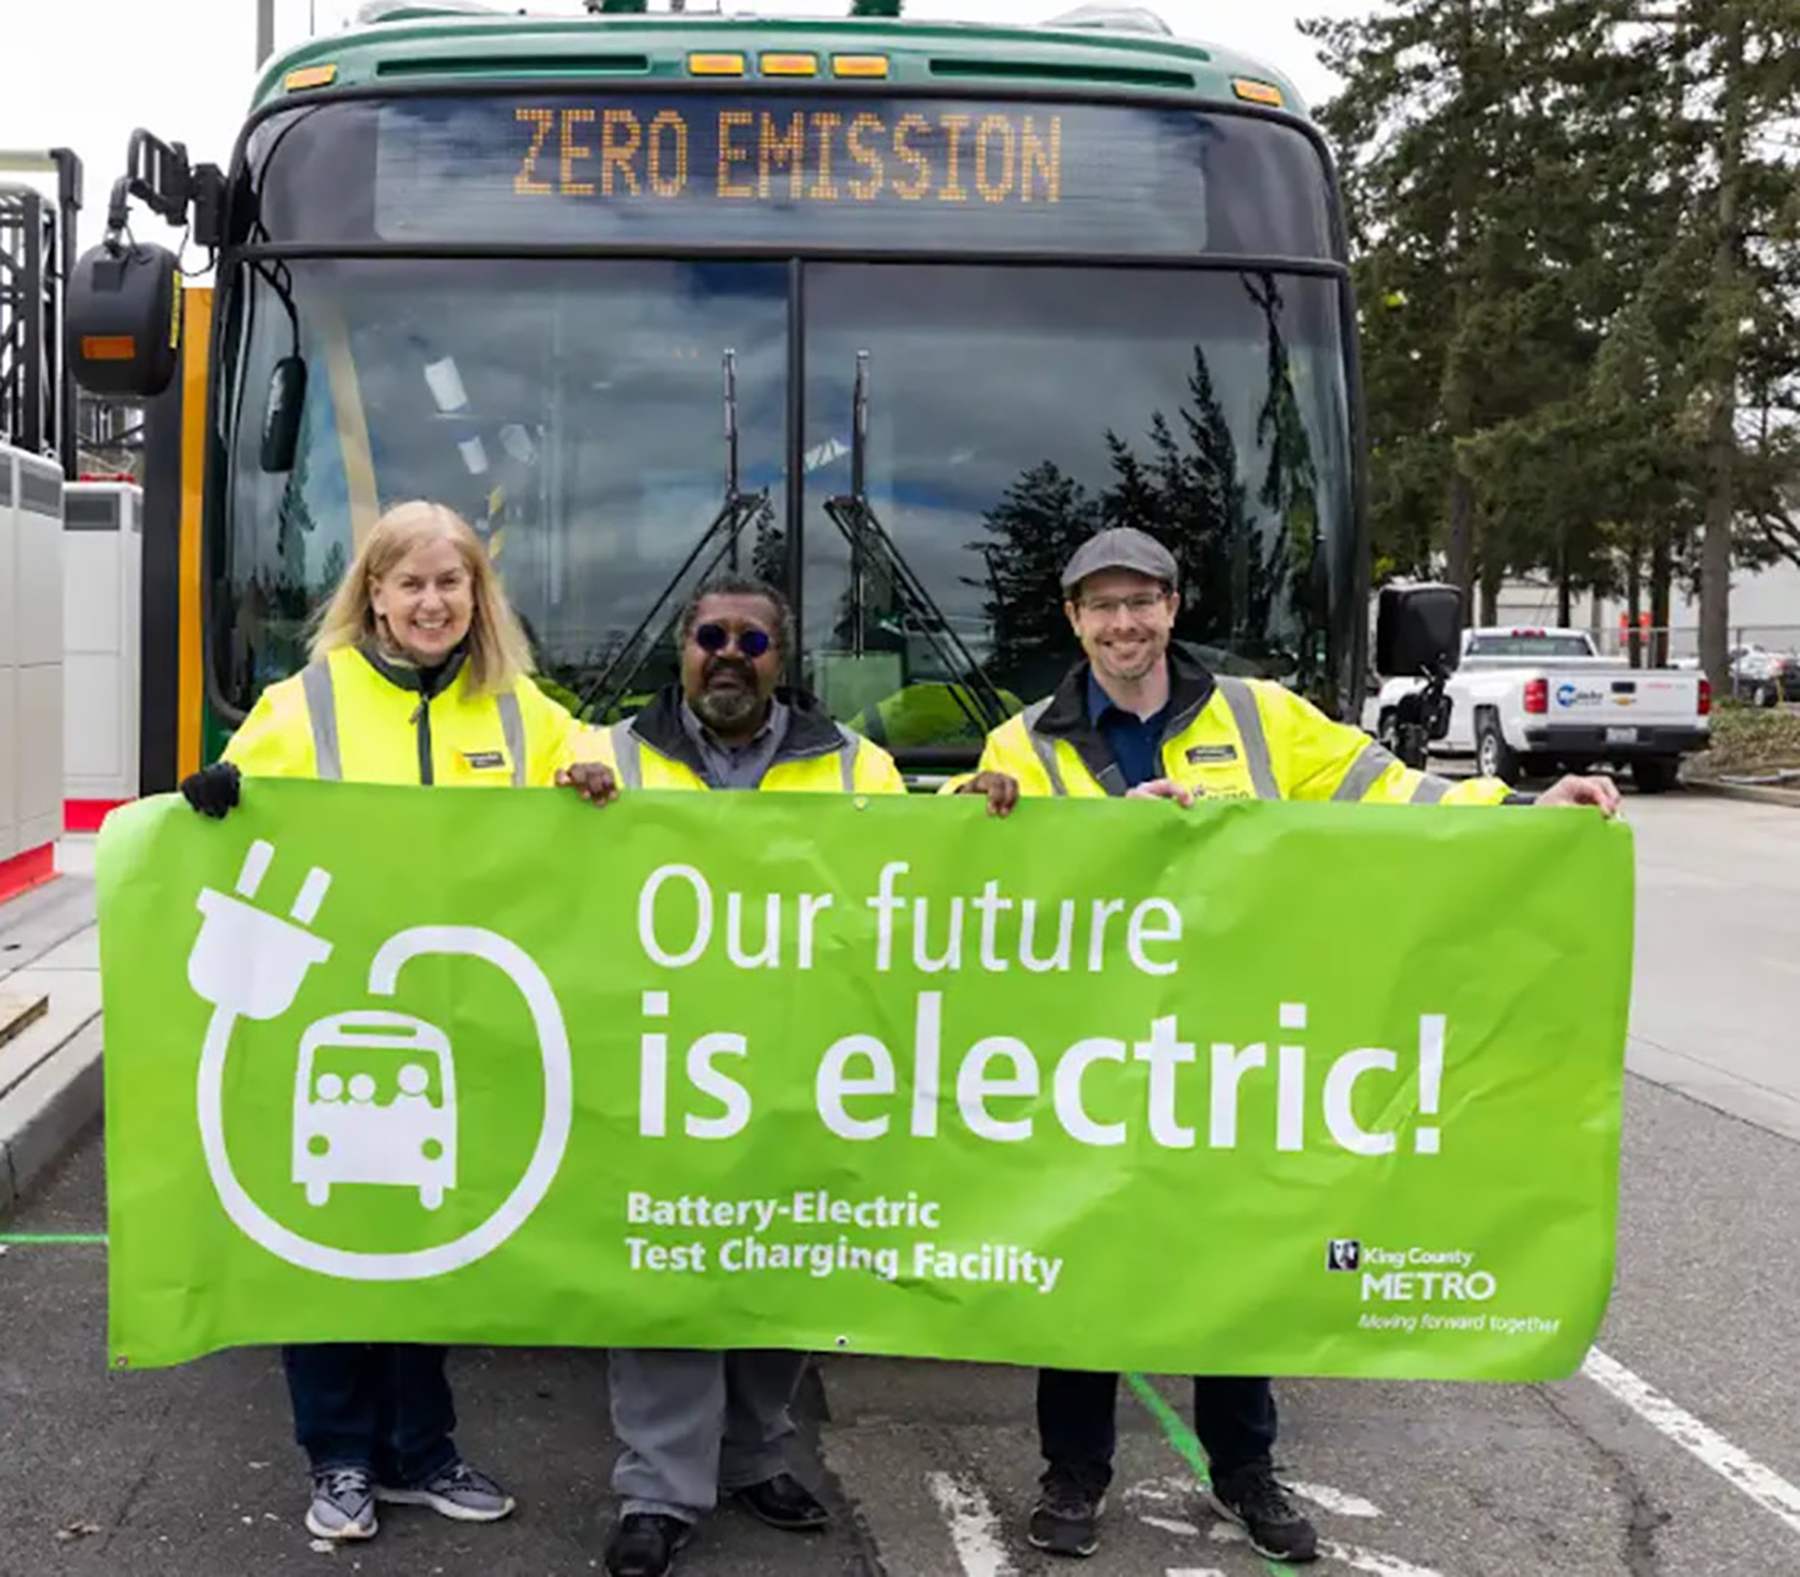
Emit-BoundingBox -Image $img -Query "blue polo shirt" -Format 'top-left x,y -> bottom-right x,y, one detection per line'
1087,671 -> 1171,790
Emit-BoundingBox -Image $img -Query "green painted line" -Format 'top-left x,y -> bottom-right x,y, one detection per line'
0,1232 -> 108,1245
1125,1371 -> 1291,1575
1126,1370 -> 1213,1486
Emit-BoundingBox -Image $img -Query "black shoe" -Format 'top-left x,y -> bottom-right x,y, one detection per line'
606,1513 -> 693,1577
1027,1465 -> 1106,1558
1211,1465 -> 1319,1563
734,1472 -> 829,1531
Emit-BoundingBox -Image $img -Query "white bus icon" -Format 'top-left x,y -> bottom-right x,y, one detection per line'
293,1010 -> 458,1211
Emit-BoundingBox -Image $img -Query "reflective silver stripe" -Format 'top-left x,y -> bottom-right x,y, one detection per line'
1410,774 -> 1452,805
1020,698 -> 1067,797
1333,741 -> 1401,802
1214,678 -> 1279,799
834,727 -> 859,793
301,660 -> 342,782
497,691 -> 527,787
609,722 -> 643,790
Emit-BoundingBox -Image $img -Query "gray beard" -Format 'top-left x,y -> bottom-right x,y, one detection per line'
693,687 -> 764,733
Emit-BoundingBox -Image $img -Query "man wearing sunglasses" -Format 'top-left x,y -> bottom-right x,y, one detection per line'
952,526 -> 1619,1565
587,574 -> 904,1577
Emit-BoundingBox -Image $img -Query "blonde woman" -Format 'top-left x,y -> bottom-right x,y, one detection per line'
177,500 -> 616,1542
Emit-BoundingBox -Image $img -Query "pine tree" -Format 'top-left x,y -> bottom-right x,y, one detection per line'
970,462 -> 1099,692
1302,0 -> 1800,673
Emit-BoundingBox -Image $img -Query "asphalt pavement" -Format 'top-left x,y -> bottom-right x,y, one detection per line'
3,791 -> 1798,1577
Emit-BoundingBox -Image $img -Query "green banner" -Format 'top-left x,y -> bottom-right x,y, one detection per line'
97,782 -> 1631,1377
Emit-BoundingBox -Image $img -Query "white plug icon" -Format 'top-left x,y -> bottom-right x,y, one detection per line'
188,840 -> 334,1021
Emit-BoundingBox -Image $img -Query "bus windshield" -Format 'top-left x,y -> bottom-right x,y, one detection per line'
214,93 -> 1358,760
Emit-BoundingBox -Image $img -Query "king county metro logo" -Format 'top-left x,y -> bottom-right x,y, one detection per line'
1339,1243 -> 1498,1302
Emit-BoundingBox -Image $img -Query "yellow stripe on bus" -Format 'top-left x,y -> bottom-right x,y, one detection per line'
315,296 -> 382,544
177,286 -> 212,779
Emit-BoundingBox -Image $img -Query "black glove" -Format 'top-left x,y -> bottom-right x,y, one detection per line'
180,761 -> 242,819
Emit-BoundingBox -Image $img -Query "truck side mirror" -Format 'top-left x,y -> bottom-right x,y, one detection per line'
1376,583 -> 1462,677
66,240 -> 182,397
260,356 -> 308,473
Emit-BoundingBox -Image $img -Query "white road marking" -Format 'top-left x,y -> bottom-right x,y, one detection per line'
925,1470 -> 1017,1577
1141,1515 -> 1202,1536
1208,1508 -> 1443,1575
1318,1541 -> 1447,1577
1582,1347 -> 1800,1537
1289,1481 -> 1384,1518
1165,1568 -> 1227,1576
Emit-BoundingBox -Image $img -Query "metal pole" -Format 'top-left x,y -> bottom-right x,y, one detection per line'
52,149 -> 80,479
257,0 -> 277,66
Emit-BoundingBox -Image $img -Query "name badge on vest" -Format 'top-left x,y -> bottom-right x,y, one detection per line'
1185,743 -> 1239,765
462,750 -> 507,770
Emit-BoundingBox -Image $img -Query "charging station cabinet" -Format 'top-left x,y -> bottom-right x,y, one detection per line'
0,442 -> 65,898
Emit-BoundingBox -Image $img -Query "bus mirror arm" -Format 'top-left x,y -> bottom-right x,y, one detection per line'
1392,659 -> 1453,771
99,132 -> 226,257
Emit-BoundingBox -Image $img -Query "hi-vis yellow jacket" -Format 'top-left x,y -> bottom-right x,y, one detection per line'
224,645 -> 593,788
588,686 -> 905,794
962,647 -> 1514,805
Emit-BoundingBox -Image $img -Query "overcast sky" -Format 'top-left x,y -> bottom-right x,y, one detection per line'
0,0 -> 1363,254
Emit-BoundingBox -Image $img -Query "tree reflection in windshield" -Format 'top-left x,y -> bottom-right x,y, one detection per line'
981,275 -> 1327,704
807,266 -> 1349,748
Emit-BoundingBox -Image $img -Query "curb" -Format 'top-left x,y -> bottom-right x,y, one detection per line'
1683,778 -> 1800,809
0,1017 -> 103,1220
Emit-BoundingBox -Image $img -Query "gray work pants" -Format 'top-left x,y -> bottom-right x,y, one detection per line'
608,1347 -> 808,1521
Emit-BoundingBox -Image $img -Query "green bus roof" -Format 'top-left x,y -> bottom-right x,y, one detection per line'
250,9 -> 1309,121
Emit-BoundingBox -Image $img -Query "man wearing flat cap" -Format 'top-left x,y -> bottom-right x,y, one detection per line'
954,525 -> 1618,1563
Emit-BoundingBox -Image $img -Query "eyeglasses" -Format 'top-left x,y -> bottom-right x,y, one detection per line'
694,622 -> 772,658
1079,591 -> 1167,617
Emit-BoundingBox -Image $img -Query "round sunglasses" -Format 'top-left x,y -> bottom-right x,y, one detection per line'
693,622 -> 772,659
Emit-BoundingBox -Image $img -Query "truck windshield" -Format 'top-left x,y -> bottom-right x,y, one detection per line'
1465,635 -> 1596,659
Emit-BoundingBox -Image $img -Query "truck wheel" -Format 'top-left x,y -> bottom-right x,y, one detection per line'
1632,756 -> 1681,794
1377,709 -> 1400,753
1475,714 -> 1520,782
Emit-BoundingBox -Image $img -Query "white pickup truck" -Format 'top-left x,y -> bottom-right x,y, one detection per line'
1365,626 -> 1712,792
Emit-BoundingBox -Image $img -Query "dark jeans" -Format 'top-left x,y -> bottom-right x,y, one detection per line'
1037,1368 -> 1276,1490
283,1343 -> 459,1484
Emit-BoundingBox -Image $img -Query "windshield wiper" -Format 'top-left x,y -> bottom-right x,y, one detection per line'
579,349 -> 773,721
823,351 -> 1012,736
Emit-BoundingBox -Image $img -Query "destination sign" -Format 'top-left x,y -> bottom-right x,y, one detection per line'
370,95 -> 1268,253
511,102 -> 1068,207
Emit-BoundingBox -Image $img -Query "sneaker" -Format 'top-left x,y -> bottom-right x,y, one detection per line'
734,1471 -> 829,1531
606,1512 -> 693,1577
1027,1465 -> 1106,1558
1211,1464 -> 1319,1563
375,1458 -> 517,1523
305,1465 -> 378,1541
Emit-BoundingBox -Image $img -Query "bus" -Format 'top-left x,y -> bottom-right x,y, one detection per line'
68,1 -> 1365,786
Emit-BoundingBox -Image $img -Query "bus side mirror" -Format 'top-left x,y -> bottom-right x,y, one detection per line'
66,240 -> 182,397
1376,582 -> 1462,678
260,356 -> 308,473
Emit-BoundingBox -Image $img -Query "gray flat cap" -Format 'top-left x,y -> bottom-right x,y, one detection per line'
1061,527 -> 1179,593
